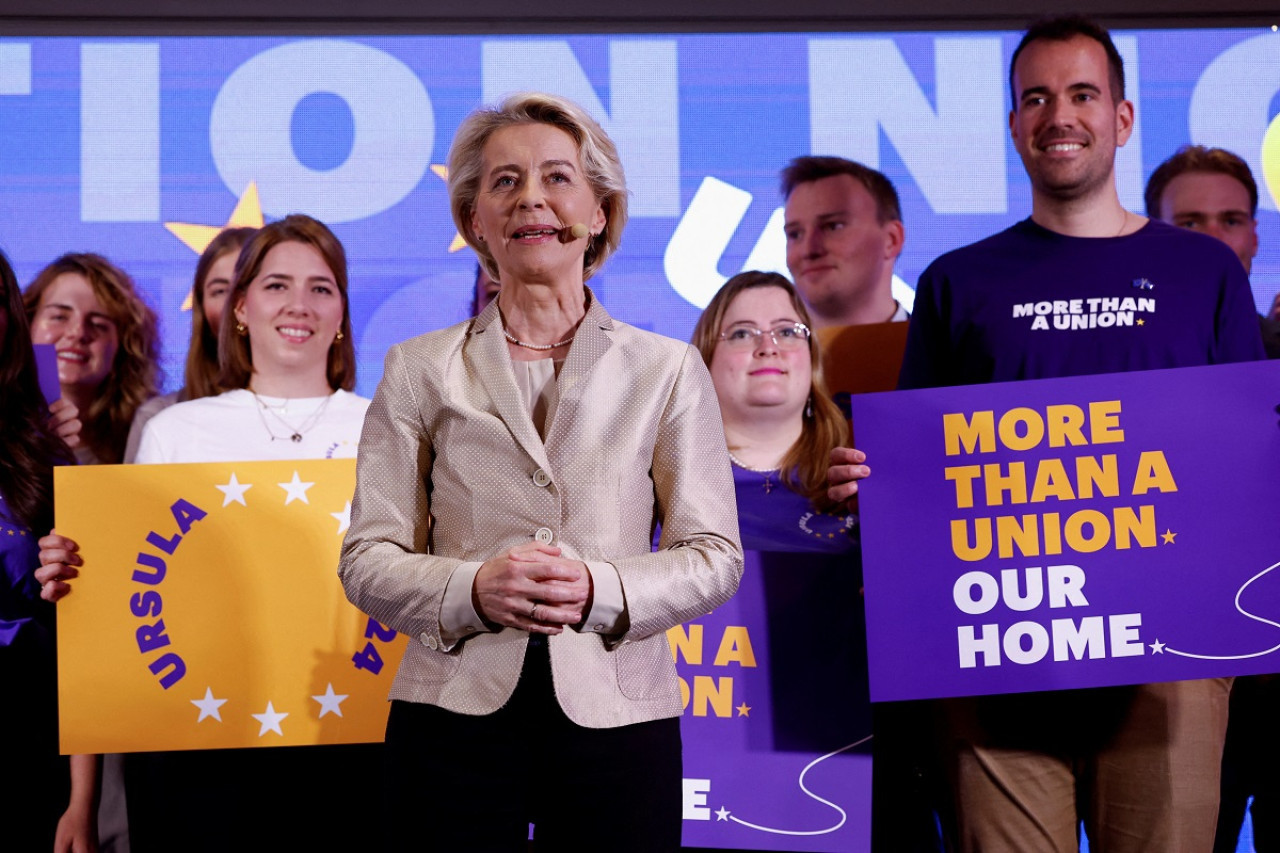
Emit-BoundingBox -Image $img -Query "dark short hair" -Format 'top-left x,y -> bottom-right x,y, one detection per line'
1144,145 -> 1258,219
1009,15 -> 1125,105
219,214 -> 356,393
779,156 -> 902,224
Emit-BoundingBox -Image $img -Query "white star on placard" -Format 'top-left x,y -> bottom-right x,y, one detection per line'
278,471 -> 315,505
216,473 -> 252,507
715,807 -> 730,821
312,683 -> 349,718
191,687 -> 227,723
330,502 -> 352,535
252,701 -> 288,736
1149,639 -> 1167,654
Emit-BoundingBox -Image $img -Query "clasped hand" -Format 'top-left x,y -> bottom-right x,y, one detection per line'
473,541 -> 592,635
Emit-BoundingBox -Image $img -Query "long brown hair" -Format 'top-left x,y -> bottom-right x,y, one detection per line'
24,253 -> 160,465
2,249 -> 75,530
182,227 -> 256,401
218,215 -> 355,392
691,271 -> 850,509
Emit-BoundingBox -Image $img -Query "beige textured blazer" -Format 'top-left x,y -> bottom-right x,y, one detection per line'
339,291 -> 743,729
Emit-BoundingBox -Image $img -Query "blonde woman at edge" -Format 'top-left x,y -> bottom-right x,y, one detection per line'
338,93 -> 742,852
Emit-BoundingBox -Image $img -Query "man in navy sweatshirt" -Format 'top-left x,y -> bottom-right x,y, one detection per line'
894,15 -> 1265,853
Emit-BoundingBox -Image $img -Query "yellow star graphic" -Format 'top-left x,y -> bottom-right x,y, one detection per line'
1137,318 -> 1146,326
431,164 -> 468,253
735,702 -> 751,717
164,182 -> 266,309
1162,529 -> 1177,544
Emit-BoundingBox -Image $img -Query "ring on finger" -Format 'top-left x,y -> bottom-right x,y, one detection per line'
530,602 -> 539,621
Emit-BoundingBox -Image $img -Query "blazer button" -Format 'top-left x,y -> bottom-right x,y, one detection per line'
534,527 -> 554,545
419,633 -> 438,650
532,468 -> 552,487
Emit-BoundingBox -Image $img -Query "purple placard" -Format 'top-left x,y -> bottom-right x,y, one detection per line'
851,360 -> 1280,703
34,343 -> 60,404
677,550 -> 871,852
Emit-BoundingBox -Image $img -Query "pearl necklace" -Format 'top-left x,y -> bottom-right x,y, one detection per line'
727,450 -> 781,494
503,328 -> 575,351
726,451 -> 780,472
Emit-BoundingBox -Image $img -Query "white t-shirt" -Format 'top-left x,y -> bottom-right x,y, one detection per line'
135,388 -> 370,464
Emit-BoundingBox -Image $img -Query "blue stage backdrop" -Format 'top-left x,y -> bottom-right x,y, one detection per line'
0,28 -> 1278,395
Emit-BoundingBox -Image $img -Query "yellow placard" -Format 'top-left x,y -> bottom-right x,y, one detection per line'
54,459 -> 405,754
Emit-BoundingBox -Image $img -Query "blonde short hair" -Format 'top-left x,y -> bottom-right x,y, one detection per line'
447,92 -> 628,283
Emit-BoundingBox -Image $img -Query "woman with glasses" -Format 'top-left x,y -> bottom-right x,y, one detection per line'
691,270 -> 854,550
691,271 -> 893,850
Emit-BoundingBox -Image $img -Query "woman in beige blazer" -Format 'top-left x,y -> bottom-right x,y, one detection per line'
338,93 -> 743,851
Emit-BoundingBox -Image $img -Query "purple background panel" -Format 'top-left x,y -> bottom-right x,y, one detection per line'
35,344 -> 60,404
850,360 -> 1280,702
678,550 -> 871,852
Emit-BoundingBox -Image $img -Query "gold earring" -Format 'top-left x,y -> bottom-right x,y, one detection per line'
335,330 -> 344,342
236,322 -> 247,337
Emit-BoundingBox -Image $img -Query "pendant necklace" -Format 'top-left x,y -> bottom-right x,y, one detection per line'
727,450 -> 781,494
252,391 -> 334,443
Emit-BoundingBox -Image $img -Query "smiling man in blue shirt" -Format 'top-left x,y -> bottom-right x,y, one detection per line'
898,15 -> 1265,853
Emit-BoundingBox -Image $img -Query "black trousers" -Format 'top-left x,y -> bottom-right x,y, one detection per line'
1214,674 -> 1280,853
383,638 -> 683,852
126,740 -> 381,852
1,634 -> 68,852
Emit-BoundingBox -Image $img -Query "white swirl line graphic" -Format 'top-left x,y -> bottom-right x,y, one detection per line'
725,734 -> 872,837
1165,559 -> 1280,660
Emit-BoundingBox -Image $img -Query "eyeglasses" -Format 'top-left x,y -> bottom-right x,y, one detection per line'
717,322 -> 812,350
